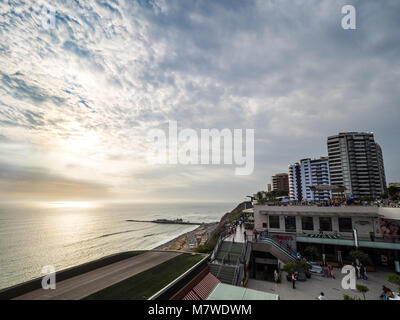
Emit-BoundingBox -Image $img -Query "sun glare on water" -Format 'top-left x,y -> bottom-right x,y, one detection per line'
46,201 -> 97,209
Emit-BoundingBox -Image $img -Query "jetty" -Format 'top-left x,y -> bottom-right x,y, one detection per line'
126,218 -> 203,226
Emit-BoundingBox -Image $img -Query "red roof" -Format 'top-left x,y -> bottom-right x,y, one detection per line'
182,272 -> 221,300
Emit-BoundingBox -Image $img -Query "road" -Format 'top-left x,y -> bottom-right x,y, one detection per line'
14,251 -> 181,300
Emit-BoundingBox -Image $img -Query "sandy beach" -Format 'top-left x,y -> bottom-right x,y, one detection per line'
153,222 -> 218,251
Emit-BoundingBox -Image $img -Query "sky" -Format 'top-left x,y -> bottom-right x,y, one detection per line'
0,0 -> 399,203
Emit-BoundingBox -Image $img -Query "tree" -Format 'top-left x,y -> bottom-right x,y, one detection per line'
348,250 -> 372,265
388,186 -> 400,200
387,273 -> 400,292
304,246 -> 318,261
356,284 -> 369,300
282,261 -> 312,274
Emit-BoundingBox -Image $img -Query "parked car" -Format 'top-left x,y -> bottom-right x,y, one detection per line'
309,262 -> 323,275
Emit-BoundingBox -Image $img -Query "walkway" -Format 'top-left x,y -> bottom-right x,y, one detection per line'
14,251 -> 181,300
225,224 -> 247,243
247,267 -> 396,300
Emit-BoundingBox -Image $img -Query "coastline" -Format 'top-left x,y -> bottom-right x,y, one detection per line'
153,222 -> 218,251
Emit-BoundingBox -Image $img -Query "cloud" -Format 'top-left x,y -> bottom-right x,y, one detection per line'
0,162 -> 110,200
0,0 -> 399,201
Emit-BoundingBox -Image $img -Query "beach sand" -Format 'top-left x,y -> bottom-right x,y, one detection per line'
153,222 -> 218,252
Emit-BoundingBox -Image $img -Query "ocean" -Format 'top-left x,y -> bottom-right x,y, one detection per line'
0,201 -> 235,290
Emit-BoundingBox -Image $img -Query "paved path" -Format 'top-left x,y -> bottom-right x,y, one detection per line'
14,251 -> 181,300
225,224 -> 247,243
247,267 -> 395,300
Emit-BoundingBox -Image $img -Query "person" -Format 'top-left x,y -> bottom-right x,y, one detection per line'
291,272 -> 297,289
385,289 -> 395,300
322,265 -> 328,277
274,269 -> 279,283
359,264 -> 367,280
352,262 -> 359,279
380,286 -> 390,299
318,292 -> 326,300
244,230 -> 247,241
328,264 -> 335,279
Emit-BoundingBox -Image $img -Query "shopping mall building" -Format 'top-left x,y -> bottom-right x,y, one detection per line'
253,204 -> 400,269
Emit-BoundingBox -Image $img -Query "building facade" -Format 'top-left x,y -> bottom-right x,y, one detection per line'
327,132 -> 387,199
253,204 -> 400,267
270,173 -> 289,193
288,157 -> 331,202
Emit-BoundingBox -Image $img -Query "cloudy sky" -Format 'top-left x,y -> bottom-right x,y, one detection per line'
0,0 -> 399,203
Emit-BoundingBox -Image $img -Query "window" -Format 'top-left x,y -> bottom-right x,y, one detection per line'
301,217 -> 314,231
319,217 -> 332,231
338,217 -> 353,232
269,216 -> 280,229
285,216 -> 296,232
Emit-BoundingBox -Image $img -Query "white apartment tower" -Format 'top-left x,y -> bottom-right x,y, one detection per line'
289,157 -> 331,201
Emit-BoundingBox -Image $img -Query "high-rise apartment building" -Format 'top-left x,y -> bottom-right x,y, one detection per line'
327,132 -> 387,199
270,173 -> 289,193
288,157 -> 331,201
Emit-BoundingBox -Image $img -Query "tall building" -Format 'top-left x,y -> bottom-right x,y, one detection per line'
270,173 -> 289,193
288,157 -> 331,201
327,132 -> 387,199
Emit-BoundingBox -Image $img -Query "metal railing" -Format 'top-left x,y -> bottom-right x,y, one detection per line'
216,240 -> 235,278
210,230 -> 230,262
249,233 -> 297,261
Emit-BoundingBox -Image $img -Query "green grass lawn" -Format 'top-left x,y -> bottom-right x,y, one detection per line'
83,253 -> 204,300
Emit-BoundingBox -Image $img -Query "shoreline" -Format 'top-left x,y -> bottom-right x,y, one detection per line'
153,222 -> 218,251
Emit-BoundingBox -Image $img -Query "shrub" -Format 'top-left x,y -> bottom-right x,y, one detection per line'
356,284 -> 369,300
194,239 -> 217,253
387,273 -> 400,292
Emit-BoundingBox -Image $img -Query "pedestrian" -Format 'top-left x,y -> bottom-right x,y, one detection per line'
351,262 -> 358,279
274,269 -> 279,283
291,272 -> 297,289
244,230 -> 247,241
318,292 -> 326,300
328,264 -> 335,279
380,286 -> 389,299
360,264 -> 368,280
356,264 -> 361,279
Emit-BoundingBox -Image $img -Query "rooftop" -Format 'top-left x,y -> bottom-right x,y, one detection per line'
206,283 -> 279,300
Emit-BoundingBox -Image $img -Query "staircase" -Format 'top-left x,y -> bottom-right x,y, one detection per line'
209,264 -> 236,284
214,241 -> 244,265
209,240 -> 245,284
